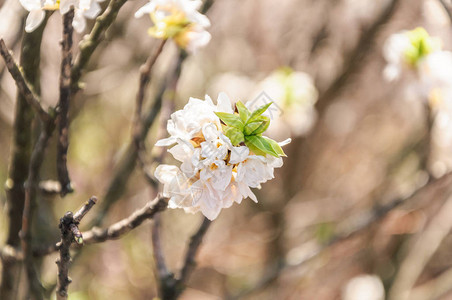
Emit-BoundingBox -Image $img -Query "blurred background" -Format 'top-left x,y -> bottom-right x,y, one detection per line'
2,0 -> 452,299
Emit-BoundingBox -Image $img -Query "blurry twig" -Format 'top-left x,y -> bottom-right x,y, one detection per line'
315,0 -> 400,114
438,0 -> 452,24
0,19 -> 48,299
56,196 -> 97,300
178,217 -> 212,287
57,10 -> 75,197
411,266 -> 452,300
22,119 -> 56,300
152,216 -> 212,299
389,195 -> 452,300
0,39 -> 50,123
133,39 -> 167,150
71,0 -> 128,92
152,214 -> 170,278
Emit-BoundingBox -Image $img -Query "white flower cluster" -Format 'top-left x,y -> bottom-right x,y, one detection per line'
20,0 -> 104,33
382,27 -> 452,95
155,93 -> 290,220
252,67 -> 318,139
135,0 -> 211,53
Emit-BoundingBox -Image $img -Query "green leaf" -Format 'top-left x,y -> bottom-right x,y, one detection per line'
236,101 -> 251,122
265,137 -> 286,156
224,126 -> 245,146
215,112 -> 244,130
245,135 -> 285,157
247,102 -> 272,124
244,116 -> 270,135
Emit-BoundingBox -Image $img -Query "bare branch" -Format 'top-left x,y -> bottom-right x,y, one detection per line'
133,40 -> 167,150
152,214 -> 170,279
56,196 -> 97,300
21,120 -> 55,300
73,196 -> 98,223
438,0 -> 452,24
389,195 -> 452,300
0,20 -> 48,298
315,0 -> 400,115
57,9 -> 75,197
178,217 -> 211,286
411,266 -> 452,300
71,0 -> 129,92
0,39 -> 50,123
83,196 -> 167,244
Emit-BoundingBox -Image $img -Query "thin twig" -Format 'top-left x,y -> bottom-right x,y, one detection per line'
133,39 -> 167,150
71,0 -> 129,93
438,0 -> 452,24
178,217 -> 211,286
0,39 -> 50,123
83,196 -> 167,244
411,266 -> 452,300
56,196 -> 97,300
389,195 -> 452,300
73,196 -> 98,223
315,0 -> 400,115
152,214 -> 170,279
153,216 -> 212,300
57,9 -> 75,197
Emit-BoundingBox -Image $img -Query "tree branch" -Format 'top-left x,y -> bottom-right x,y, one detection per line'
152,214 -> 170,279
82,196 -> 167,244
71,0 -> 129,92
21,119 -> 55,300
56,196 -> 97,300
0,19 -> 48,298
133,40 -> 167,150
57,9 -> 75,197
315,0 -> 400,115
178,217 -> 211,286
154,216 -> 212,300
389,195 -> 452,300
438,0 -> 452,24
0,39 -> 50,123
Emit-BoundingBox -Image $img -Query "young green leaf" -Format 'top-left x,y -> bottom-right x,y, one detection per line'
236,101 -> 251,122
264,137 -> 286,156
245,135 -> 279,157
244,116 -> 270,136
247,102 -> 272,124
215,112 -> 244,130
224,126 -> 245,146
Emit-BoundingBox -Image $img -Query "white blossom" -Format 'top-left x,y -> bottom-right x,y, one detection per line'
250,68 -> 318,139
135,0 -> 211,53
154,93 -> 290,220
19,0 -> 103,33
382,27 -> 441,82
